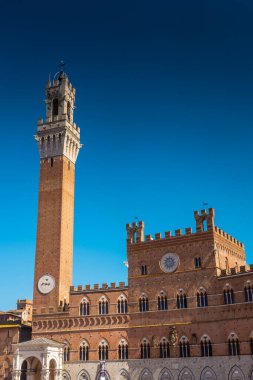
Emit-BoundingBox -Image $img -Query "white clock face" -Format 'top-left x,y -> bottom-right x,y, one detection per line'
38,274 -> 55,294
160,253 -> 179,273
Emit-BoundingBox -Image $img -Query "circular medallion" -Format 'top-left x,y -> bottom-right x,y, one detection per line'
38,274 -> 55,294
159,253 -> 179,273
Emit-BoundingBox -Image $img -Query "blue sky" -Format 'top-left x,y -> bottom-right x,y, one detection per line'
1,0 -> 253,310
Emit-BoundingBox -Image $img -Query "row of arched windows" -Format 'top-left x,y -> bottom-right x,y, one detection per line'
80,295 -> 128,316
139,283 -> 253,312
79,283 -> 253,316
63,334 -> 253,361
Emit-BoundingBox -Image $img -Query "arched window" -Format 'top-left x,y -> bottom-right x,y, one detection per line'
139,294 -> 149,312
228,333 -> 240,356
64,345 -> 70,362
194,257 -> 201,268
244,282 -> 253,302
200,335 -> 212,357
79,341 -> 89,361
177,290 -> 187,309
197,288 -> 208,307
224,286 -> 234,305
99,296 -> 109,315
80,298 -> 90,316
118,338 -> 128,360
118,295 -> 128,314
99,339 -> 109,361
141,265 -> 147,275
140,338 -> 150,359
53,98 -> 59,116
159,337 -> 170,358
158,291 -> 168,311
67,101 -> 71,120
179,336 -> 190,358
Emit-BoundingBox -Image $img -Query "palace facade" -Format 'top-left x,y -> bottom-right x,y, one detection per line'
11,71 -> 253,380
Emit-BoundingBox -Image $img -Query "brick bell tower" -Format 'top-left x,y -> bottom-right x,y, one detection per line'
33,67 -> 81,313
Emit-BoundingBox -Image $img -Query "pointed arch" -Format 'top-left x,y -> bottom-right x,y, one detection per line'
177,289 -> 187,309
80,297 -> 90,316
118,338 -> 128,360
158,367 -> 173,380
98,295 -> 109,315
118,294 -> 128,314
138,368 -> 154,380
79,340 -> 89,361
140,337 -> 151,359
244,280 -> 253,302
228,365 -> 245,380
224,284 -> 234,304
119,369 -> 130,380
157,290 -> 168,310
98,338 -> 109,360
159,337 -> 170,358
228,332 -> 240,356
62,371 -> 71,380
178,368 -> 195,380
77,369 -> 90,380
179,336 -> 190,358
197,287 -> 208,307
200,367 -> 217,380
200,335 -> 213,357
139,293 -> 149,312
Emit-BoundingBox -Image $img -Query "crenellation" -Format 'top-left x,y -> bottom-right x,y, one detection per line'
145,234 -> 153,241
175,228 -> 182,236
165,231 -> 172,238
154,233 -> 161,239
77,285 -> 83,291
185,227 -> 192,235
102,283 -> 108,289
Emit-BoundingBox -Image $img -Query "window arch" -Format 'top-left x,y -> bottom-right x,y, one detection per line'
177,289 -> 187,309
67,101 -> 71,120
158,368 -> 173,380
228,365 -> 245,380
118,338 -> 128,360
158,291 -> 168,311
141,265 -> 147,275
118,294 -> 128,314
197,288 -> 208,307
52,98 -> 59,116
63,343 -> 70,362
98,339 -> 109,360
200,367 -> 217,380
200,335 -> 212,357
138,368 -> 153,380
194,257 -> 201,268
159,337 -> 170,358
140,338 -> 150,359
179,336 -> 190,358
178,368 -> 194,380
224,285 -> 234,305
80,297 -> 90,316
139,294 -> 149,312
228,333 -> 240,356
244,281 -> 253,302
99,296 -> 109,315
79,340 -> 89,361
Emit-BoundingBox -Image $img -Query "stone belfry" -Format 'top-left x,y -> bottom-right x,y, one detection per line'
33,67 -> 81,313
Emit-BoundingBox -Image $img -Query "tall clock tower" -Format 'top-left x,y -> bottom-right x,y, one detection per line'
33,69 -> 81,312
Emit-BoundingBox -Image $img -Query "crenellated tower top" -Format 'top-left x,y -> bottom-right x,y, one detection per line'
35,67 -> 82,164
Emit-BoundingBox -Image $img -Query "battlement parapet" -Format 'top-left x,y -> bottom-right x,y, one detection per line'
127,209 -> 244,249
218,264 -> 253,278
70,281 -> 128,293
214,226 -> 244,248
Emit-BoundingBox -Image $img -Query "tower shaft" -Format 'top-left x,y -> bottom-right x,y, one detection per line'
33,72 -> 81,312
